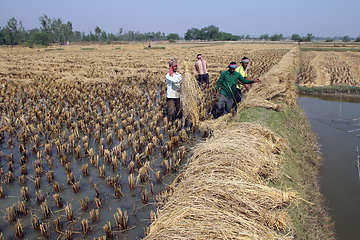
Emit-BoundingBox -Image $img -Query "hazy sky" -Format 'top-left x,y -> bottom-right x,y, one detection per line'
1,0 -> 359,38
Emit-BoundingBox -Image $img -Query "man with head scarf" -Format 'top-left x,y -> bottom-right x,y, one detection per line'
195,54 -> 209,89
215,62 -> 260,117
166,59 -> 183,123
234,56 -> 260,103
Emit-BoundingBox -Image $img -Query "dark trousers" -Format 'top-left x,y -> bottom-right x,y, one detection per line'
216,94 -> 234,118
167,98 -> 181,123
198,73 -> 209,88
234,88 -> 242,104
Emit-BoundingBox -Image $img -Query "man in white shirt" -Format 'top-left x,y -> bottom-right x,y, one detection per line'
166,59 -> 183,123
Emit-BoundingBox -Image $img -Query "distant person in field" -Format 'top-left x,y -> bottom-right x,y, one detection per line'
194,54 -> 209,89
148,43 -> 151,47
166,59 -> 183,123
234,56 -> 260,103
215,62 -> 261,117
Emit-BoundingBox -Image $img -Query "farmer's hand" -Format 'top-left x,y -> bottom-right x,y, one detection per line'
215,91 -> 220,99
254,78 -> 261,83
244,84 -> 251,90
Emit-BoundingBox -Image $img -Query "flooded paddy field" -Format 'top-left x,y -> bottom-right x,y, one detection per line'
298,94 -> 360,240
0,43 -> 289,239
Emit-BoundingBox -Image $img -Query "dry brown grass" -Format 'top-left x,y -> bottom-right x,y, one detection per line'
180,61 -> 203,126
0,42 -> 330,239
145,120 -> 296,239
298,50 -> 360,87
238,46 -> 299,112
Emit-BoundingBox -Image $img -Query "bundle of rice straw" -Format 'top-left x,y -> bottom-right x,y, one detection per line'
180,61 -> 204,126
145,120 -> 296,239
238,46 -> 299,112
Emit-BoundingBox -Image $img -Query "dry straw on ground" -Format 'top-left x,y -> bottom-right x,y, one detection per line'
145,120 -> 296,239
238,47 -> 299,112
145,46 -> 301,239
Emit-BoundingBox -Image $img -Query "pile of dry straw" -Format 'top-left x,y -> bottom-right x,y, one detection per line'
144,47 -> 299,239
180,61 -> 204,126
238,46 -> 299,112
145,119 -> 296,239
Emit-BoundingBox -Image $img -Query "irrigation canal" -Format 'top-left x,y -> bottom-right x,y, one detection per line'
298,94 -> 360,240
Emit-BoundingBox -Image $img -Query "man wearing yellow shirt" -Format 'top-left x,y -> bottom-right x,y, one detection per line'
234,57 -> 259,103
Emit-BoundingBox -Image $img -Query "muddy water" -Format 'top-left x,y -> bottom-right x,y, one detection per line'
298,94 -> 360,240
0,115 -> 200,239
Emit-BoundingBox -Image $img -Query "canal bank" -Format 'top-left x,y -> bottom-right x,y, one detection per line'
144,46 -> 335,239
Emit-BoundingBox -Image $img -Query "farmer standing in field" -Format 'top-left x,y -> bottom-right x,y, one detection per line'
166,59 -> 183,123
234,56 -> 260,103
215,62 -> 260,117
194,54 -> 209,89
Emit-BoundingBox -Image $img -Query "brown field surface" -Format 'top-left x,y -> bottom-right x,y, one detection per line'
0,42 -> 291,84
0,42 -> 293,239
297,49 -> 360,87
0,43 -> 335,239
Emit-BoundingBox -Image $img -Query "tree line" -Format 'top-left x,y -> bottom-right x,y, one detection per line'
1,15 -> 359,46
0,15 -> 168,46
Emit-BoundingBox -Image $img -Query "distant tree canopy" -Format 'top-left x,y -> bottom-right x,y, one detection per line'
167,33 -> 180,40
270,34 -> 283,41
259,34 -> 269,40
0,15 -> 167,45
342,35 -> 350,42
0,16 -> 356,46
304,33 -> 314,42
184,25 -> 242,41
291,34 -> 303,42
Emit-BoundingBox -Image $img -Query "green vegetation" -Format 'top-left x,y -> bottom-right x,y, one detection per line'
181,44 -> 222,49
81,47 -> 95,50
235,105 -> 335,239
342,35 -> 350,42
184,25 -> 243,41
297,85 -> 360,94
0,14 -> 357,46
270,33 -> 284,41
291,34 -> 302,42
167,33 -> 180,41
144,46 -> 165,49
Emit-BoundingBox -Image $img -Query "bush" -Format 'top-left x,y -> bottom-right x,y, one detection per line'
168,38 -> 176,43
325,38 -> 333,42
106,40 -> 111,44
355,36 -> 360,42
27,41 -> 33,48
29,32 -> 51,46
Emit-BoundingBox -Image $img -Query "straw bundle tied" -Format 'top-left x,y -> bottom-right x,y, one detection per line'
181,61 -> 204,126
145,121 -> 296,239
239,46 -> 299,112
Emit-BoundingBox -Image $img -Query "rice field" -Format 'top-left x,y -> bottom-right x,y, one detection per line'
0,42 -> 296,239
297,46 -> 360,87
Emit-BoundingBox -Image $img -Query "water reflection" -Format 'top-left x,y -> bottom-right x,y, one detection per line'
298,94 -> 360,240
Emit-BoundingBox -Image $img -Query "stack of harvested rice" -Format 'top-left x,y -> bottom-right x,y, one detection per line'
145,119 -> 296,239
180,61 -> 204,126
238,46 -> 299,112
